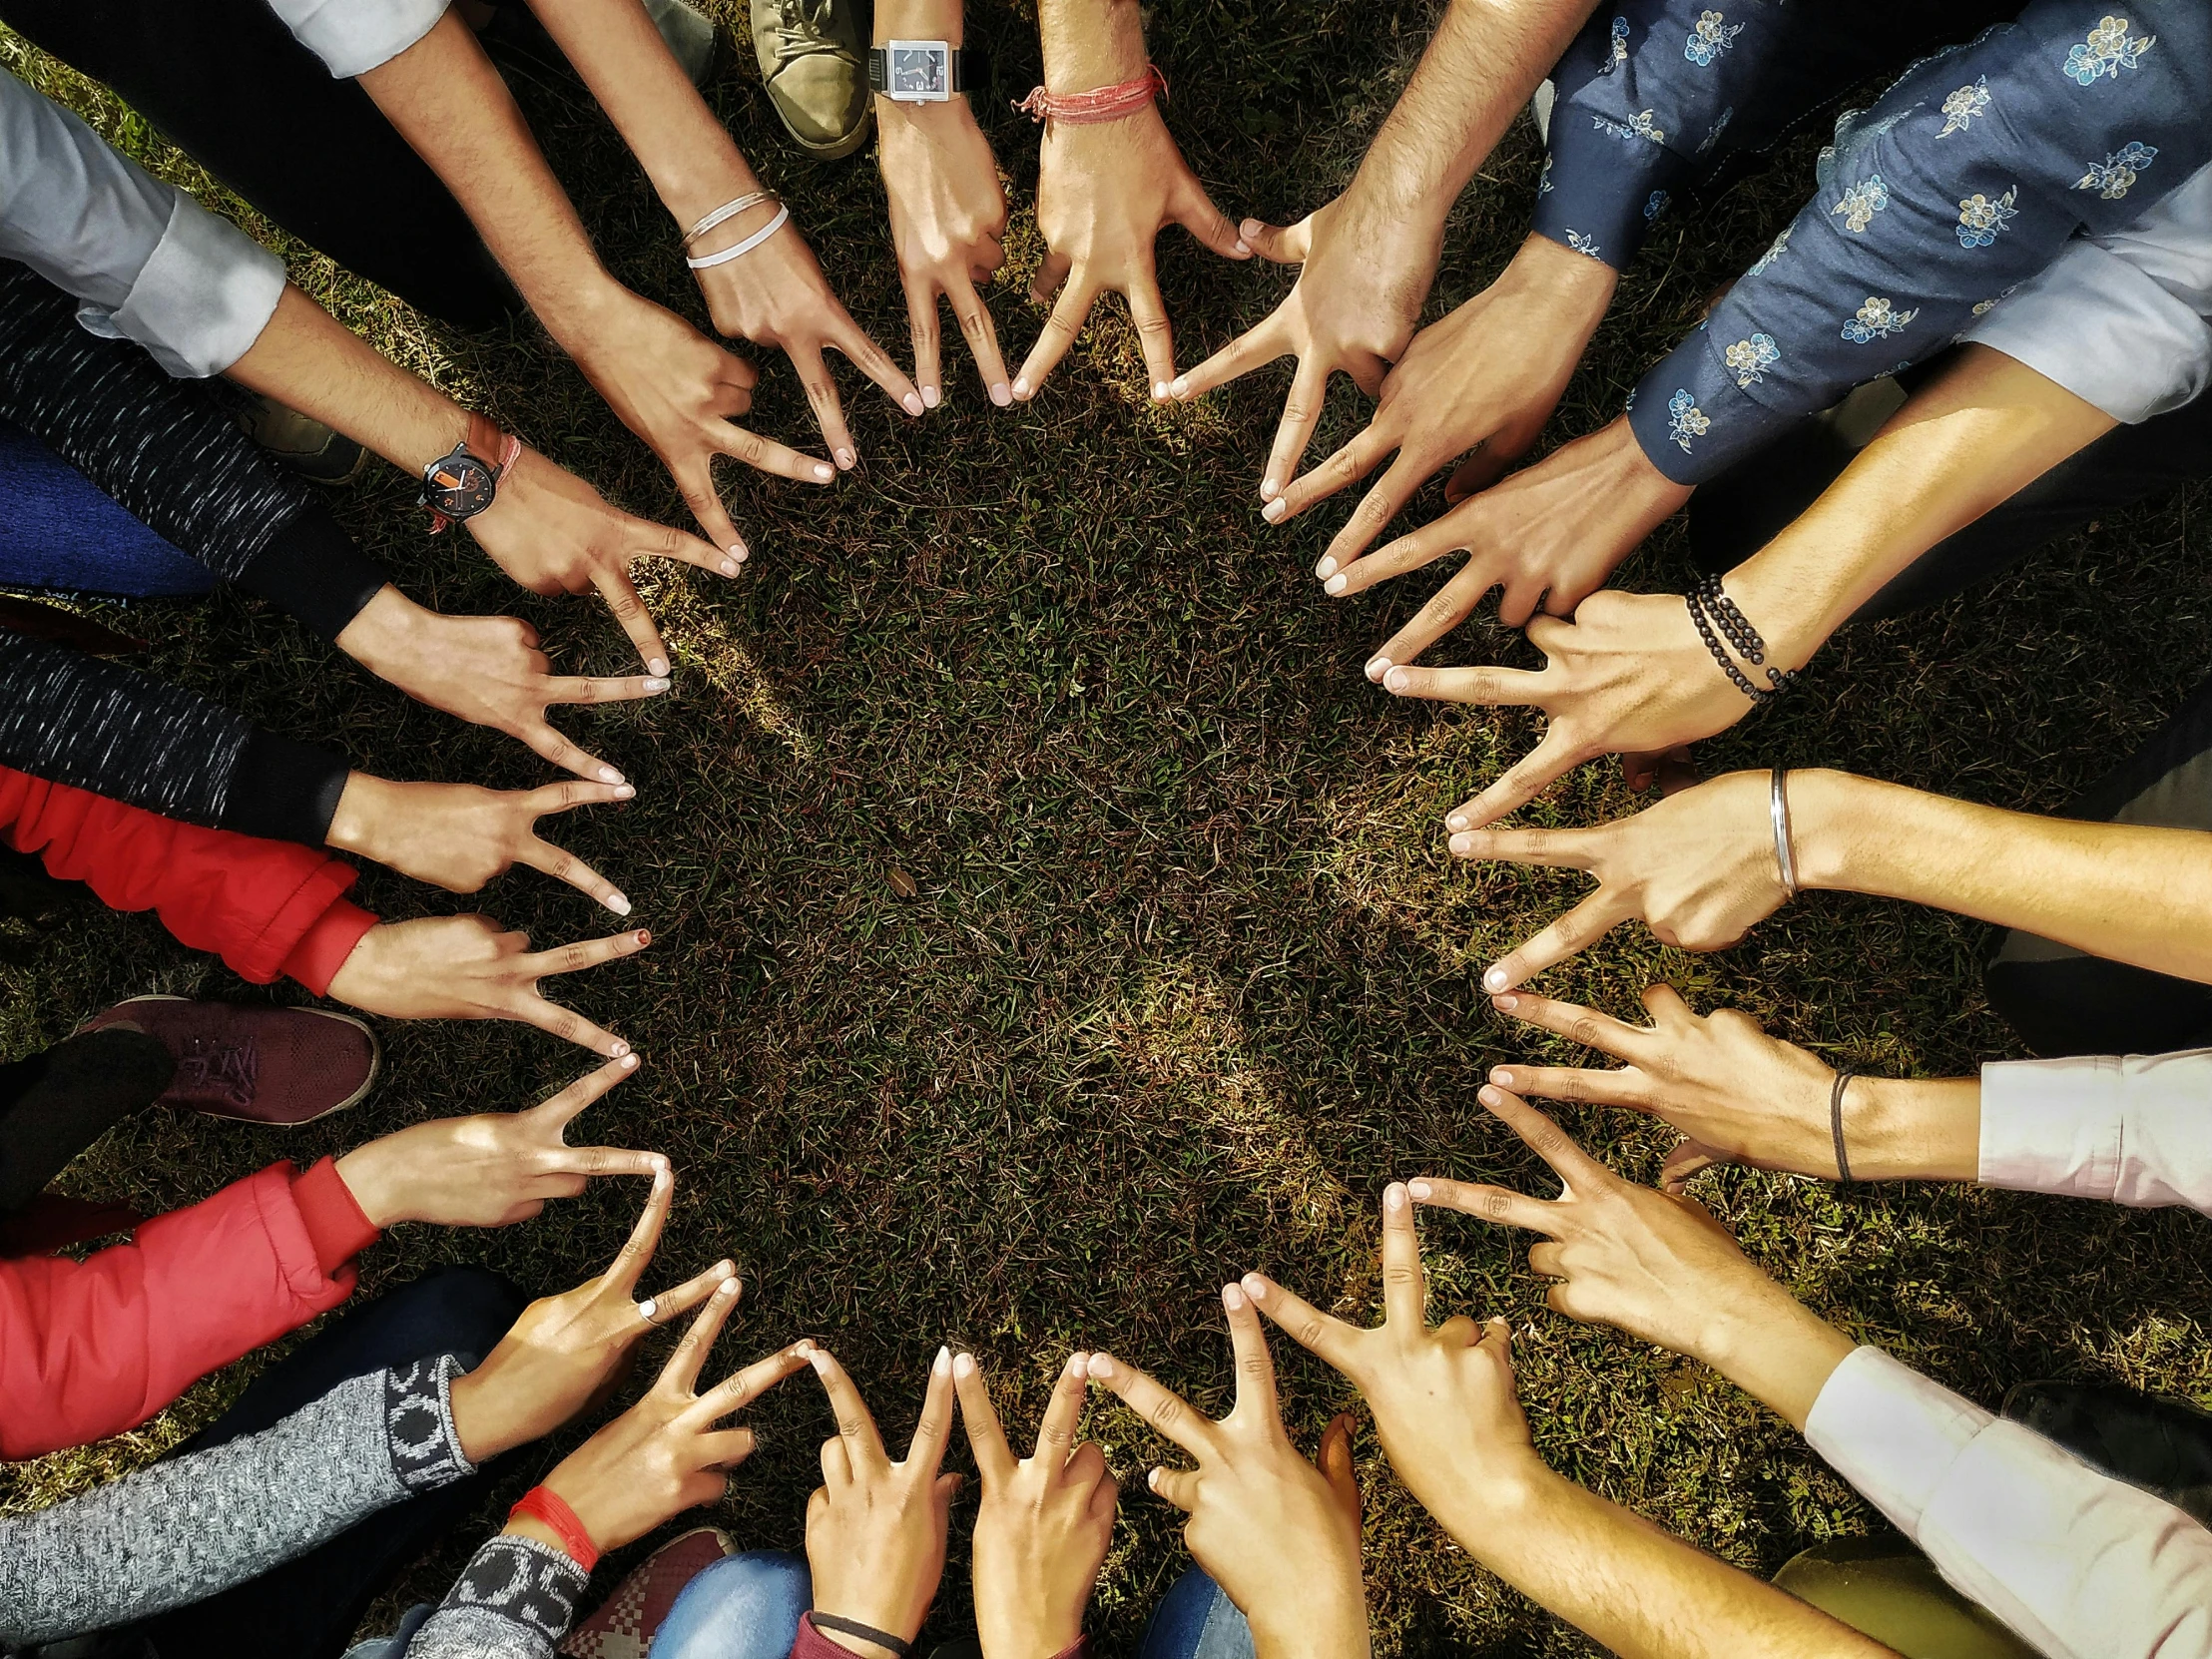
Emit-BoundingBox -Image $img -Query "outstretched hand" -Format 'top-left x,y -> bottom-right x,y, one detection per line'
1087,1288 -> 1369,1659
880,99 -> 1012,407
326,776 -> 636,915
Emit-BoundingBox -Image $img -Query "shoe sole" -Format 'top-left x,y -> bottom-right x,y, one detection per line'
80,997 -> 382,1126
772,99 -> 874,160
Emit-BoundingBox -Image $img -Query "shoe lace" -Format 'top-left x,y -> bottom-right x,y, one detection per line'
771,0 -> 847,64
176,1035 -> 260,1113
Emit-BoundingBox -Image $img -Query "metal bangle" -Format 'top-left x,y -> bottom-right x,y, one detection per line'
1829,1070 -> 1857,1183
683,190 -> 776,246
687,202 -> 791,270
1770,767 -> 1799,897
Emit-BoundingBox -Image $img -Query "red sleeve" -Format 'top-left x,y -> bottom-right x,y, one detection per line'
792,1616 -> 855,1659
0,1162 -> 357,1458
0,762 -> 377,987
290,1156 -> 381,1277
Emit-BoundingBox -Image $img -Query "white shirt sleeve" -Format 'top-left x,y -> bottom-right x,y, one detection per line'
0,70 -> 283,377
1977,1048 -> 2212,1214
262,0 -> 453,78
1962,160 -> 2212,424
1805,1347 -> 2212,1659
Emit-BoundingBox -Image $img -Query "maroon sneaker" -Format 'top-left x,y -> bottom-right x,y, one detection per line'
560,1527 -> 736,1659
80,997 -> 379,1126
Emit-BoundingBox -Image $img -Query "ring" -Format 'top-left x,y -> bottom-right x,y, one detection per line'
637,1298 -> 661,1326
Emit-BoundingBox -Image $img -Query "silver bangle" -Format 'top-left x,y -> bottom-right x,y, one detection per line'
687,202 -> 791,270
683,191 -> 776,246
1770,767 -> 1799,898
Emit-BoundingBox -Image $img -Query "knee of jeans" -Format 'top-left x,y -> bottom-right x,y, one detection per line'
652,1550 -> 812,1659
396,1266 -> 528,1368
1139,1567 -> 1252,1659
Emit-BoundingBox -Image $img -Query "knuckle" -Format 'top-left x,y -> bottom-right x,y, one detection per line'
1482,1192 -> 1512,1220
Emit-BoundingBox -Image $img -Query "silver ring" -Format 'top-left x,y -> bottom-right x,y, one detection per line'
637,1298 -> 662,1326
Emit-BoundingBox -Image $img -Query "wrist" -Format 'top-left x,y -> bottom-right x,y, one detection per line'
1501,232 -> 1617,326
977,1608 -> 1082,1659
1779,769 -> 1870,893
1850,1076 -> 1983,1182
1695,1286 -> 1857,1431
1414,1445 -> 1555,1558
330,585 -> 420,674
1039,0 -> 1146,91
811,1612 -> 911,1659
324,773 -> 398,859
1724,554 -> 1839,675
872,0 -> 962,47
449,1366 -> 522,1464
331,1139 -> 408,1230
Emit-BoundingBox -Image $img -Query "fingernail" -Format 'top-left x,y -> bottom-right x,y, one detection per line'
794,1339 -> 816,1359
1448,833 -> 1474,856
920,384 -> 939,409
648,657 -> 669,678
611,1039 -> 632,1058
1069,1352 -> 1090,1379
1365,656 -> 1390,682
1446,813 -> 1469,831
1242,1274 -> 1268,1300
622,1053 -> 641,1070
1479,1084 -> 1504,1106
933,1345 -> 952,1376
1234,239 -> 1252,256
1385,1183 -> 1408,1212
952,1352 -> 976,1379
1260,476 -> 1280,500
1011,377 -> 1032,400
1315,556 -> 1338,580
810,1349 -> 831,1374
615,784 -> 637,800
1491,993 -> 1518,1012
813,462 -> 834,481
1483,966 -> 1509,992
1147,1466 -> 1163,1490
599,767 -> 623,784
1088,1354 -> 1115,1379
720,558 -> 742,577
607,893 -> 632,916
634,929 -> 652,945
731,538 -> 749,558
1239,219 -> 1263,241
1384,670 -> 1410,695
1262,498 -> 1287,523
643,678 -> 670,694
1491,1067 -> 1515,1087
716,1275 -> 741,1298
1323,573 -> 1348,596
1408,1180 -> 1433,1201
1151,380 -> 1169,400
1222,1283 -> 1245,1311
982,381 -> 1007,408
653,1165 -> 670,1192
903,392 -> 924,416
1169,375 -> 1190,398
834,448 -> 855,470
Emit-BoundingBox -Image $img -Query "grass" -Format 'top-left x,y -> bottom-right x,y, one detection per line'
5,3 -> 2212,1652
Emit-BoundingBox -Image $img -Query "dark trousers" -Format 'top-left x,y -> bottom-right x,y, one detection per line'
0,0 -> 519,332
1691,389 -> 2212,1058
135,1267 -> 528,1659
0,1028 -> 171,1215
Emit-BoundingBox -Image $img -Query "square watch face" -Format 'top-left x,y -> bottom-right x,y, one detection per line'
888,41 -> 949,98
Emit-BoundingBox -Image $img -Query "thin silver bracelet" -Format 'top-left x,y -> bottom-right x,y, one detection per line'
1770,767 -> 1799,897
1830,1069 -> 1857,1182
687,203 -> 791,270
683,190 -> 776,247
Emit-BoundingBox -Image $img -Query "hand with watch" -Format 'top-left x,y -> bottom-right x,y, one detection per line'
870,18 -> 1013,407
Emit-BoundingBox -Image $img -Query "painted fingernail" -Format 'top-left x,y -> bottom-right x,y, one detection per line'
607,893 -> 632,916
834,447 -> 855,470
598,766 -> 623,784
1408,1180 -> 1433,1201
1261,476 -> 1280,500
1483,966 -> 1510,992
1169,375 -> 1190,398
813,462 -> 834,481
903,392 -> 924,416
615,784 -> 637,800
1322,574 -> 1347,596
990,381 -> 1012,407
1446,813 -> 1469,831
1385,1183 -> 1408,1212
1365,656 -> 1390,682
643,678 -> 670,694
1011,377 -> 1032,400
648,657 -> 670,678
1088,1354 -> 1116,1379
920,384 -> 940,409
1152,380 -> 1169,400
1262,498 -> 1287,523
1315,556 -> 1338,580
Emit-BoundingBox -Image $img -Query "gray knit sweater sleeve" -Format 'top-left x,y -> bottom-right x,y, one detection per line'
0,1356 -> 474,1648
404,1535 -> 591,1659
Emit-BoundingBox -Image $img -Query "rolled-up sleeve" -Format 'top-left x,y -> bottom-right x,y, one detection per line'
1977,1047 -> 2212,1213
0,69 -> 282,377
263,0 -> 453,78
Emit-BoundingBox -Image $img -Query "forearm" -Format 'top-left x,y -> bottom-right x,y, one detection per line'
356,10 -> 622,339
875,0 -> 961,42
1037,0 -> 1147,89
1435,1464 -> 1889,1658
1793,771 -> 2212,984
1729,346 -> 2117,668
1845,1076 -> 1981,1183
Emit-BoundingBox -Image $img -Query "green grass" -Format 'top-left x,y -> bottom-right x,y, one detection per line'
5,4 -> 2212,1653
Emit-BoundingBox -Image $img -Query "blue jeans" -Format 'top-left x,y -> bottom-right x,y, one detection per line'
1140,1569 -> 1255,1659
0,418 -> 214,599
651,1550 -> 813,1659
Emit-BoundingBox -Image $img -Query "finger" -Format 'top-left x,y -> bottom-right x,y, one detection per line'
551,1145 -> 671,1181
517,721 -> 618,787
661,1272 -> 744,1393
520,778 -> 635,822
1238,1273 -> 1362,1377
1167,311 -> 1292,403
683,1342 -> 816,1429
715,420 -> 837,486
602,1165 -> 675,1293
906,1345 -> 957,1473
944,270 -> 1010,406
521,927 -> 653,980
827,311 -> 924,418
1404,1174 -> 1564,1238
590,568 -> 671,681
1123,263 -> 1178,398
1220,1283 -> 1280,1424
542,675 -> 666,709
697,1426 -> 758,1470
1440,725 -> 1590,832
670,457 -> 748,559
634,516 -> 747,582
1485,1061 -> 1646,1110
1474,889 -> 1631,995
902,272 -> 943,409
1239,216 -> 1312,265
1316,1411 -> 1360,1519
1028,249 -> 1073,306
1325,510 -> 1477,595
514,989 -> 628,1057
1146,1464 -> 1201,1512
1441,826 -> 1602,873
1365,557 -> 1499,676
950,1351 -> 1017,1488
1084,1352 -> 1218,1461
1641,983 -> 1696,1026
1661,1138 -> 1727,1192
1527,1241 -> 1566,1280
1173,184 -> 1253,263
1380,1182 -> 1426,1332
1442,443 -> 1518,504
1261,355 -> 1330,503
788,342 -> 858,470
518,832 -> 629,915
1477,1083 -> 1616,1194
1271,423 -> 1393,523
526,1052 -> 641,1133
1013,276 -> 1100,400
1033,1351 -> 1090,1467
1379,663 -> 1549,708
1487,991 -> 1654,1064
804,1344 -> 890,1471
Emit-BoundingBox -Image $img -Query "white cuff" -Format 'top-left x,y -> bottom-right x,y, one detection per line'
266,0 -> 453,78
81,194 -> 285,378
1978,1053 -> 2127,1201
1803,1347 -> 1992,1541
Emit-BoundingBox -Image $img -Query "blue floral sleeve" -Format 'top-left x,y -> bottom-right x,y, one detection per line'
1627,1 -> 2212,485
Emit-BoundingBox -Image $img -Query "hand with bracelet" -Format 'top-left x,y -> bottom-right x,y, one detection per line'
325,774 -> 636,913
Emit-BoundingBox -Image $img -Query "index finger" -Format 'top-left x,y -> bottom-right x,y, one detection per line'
633,517 -> 746,581
518,832 -> 630,915
1475,888 -> 1632,994
601,1164 -> 675,1294
1033,1351 -> 1090,1467
513,988 -> 628,1057
1261,354 -> 1330,504
1380,1182 -> 1425,1332
590,568 -> 670,681
1439,724 -> 1589,831
1489,990 -> 1654,1065
1220,1283 -> 1280,1426
905,1346 -> 956,1473
805,1345 -> 890,1471
662,1272 -> 744,1395
1443,826 -> 1603,873
684,1342 -> 816,1429
1238,1274 -> 1363,1378
1168,309 -> 1292,402
1380,663 -> 1550,709
542,675 -> 667,708
1013,275 -> 1101,400
943,270 -> 1010,405
524,1052 -> 642,1131
1404,1174 -> 1566,1238
1084,1352 -> 1218,1462
1477,1083 -> 1614,1194
1269,422 -> 1393,523
827,310 -> 924,416
521,927 -> 653,980
1122,262 -> 1178,398
950,1352 -> 1017,1488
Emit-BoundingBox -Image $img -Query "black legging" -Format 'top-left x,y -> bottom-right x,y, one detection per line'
1691,385 -> 2212,1058
0,1026 -> 172,1215
0,0 -> 519,331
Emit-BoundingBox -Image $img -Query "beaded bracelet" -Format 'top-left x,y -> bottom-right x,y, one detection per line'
1015,63 -> 1166,125
1686,573 -> 1797,704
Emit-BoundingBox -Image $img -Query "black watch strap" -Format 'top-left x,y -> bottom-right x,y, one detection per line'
866,44 -> 989,96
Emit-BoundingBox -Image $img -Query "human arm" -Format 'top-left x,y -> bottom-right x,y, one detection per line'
1011,0 -> 1250,400
323,774 -> 634,912
1169,0 -> 1595,496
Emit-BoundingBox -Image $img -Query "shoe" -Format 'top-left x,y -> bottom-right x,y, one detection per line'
2003,1380 -> 2212,1525
559,1527 -> 736,1659
749,0 -> 872,160
232,393 -> 368,486
79,997 -> 380,1126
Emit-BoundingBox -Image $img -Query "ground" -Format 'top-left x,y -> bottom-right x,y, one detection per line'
4,3 -> 2211,1654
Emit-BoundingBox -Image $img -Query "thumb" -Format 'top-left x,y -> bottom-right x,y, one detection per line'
1177,186 -> 1253,261
933,1469 -> 965,1512
1239,215 -> 1312,265
1660,1138 -> 1728,1192
1316,1411 -> 1360,1521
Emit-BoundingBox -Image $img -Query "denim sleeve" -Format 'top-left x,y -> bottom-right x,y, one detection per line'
1628,0 -> 2212,484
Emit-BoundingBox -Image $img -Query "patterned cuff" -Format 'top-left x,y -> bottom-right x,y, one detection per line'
1528,99 -> 1689,271
1625,325 -> 1781,485
385,1355 -> 475,1492
437,1534 -> 590,1647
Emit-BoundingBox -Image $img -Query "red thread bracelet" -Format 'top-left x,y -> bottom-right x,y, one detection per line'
1015,64 -> 1166,125
507,1484 -> 600,1573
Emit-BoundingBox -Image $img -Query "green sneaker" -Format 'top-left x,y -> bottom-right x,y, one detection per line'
749,0 -> 872,160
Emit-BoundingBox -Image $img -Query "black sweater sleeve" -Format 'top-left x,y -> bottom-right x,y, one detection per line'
0,631 -> 347,845
0,264 -> 387,642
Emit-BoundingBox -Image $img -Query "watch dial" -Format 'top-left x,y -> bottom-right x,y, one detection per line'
890,44 -> 946,94
426,451 -> 497,519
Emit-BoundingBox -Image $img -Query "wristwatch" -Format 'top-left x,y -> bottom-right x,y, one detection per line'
866,40 -> 988,102
418,413 -> 520,533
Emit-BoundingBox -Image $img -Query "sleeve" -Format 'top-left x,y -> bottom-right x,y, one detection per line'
0,263 -> 390,640
0,69 -> 282,378
1626,0 -> 2212,483
0,760 -> 377,988
402,1534 -> 591,1659
1533,1 -> 1894,272
1976,1047 -> 2212,1214
0,1356 -> 474,1648
0,631 -> 349,844
263,0 -> 454,78
1805,1347 -> 2212,1659
0,1160 -> 377,1459
1963,157 -> 2212,422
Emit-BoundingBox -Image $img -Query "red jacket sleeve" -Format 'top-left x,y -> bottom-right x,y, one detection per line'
0,1160 -> 377,1458
0,761 -> 375,988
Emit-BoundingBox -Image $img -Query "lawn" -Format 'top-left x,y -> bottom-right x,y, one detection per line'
5,3 -> 2211,1653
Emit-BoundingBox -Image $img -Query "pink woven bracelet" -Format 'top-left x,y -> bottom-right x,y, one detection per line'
1015,63 -> 1166,125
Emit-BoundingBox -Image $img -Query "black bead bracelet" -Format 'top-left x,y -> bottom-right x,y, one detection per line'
1687,574 -> 1798,704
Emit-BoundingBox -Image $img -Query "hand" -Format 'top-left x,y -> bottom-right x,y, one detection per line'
880,99 -> 1011,407
325,775 -> 635,914
1168,187 -> 1437,502
333,1054 -> 666,1229
334,589 -> 668,785
1262,236 -> 1616,564
1015,102 -> 1249,401
692,208 -> 924,471
446,1169 -> 735,1462
1381,589 -> 1755,831
532,1287 -> 813,1557
954,1352 -> 1117,1659
804,1345 -> 962,1657
467,441 -> 742,678
1448,770 -> 1785,993
325,913 -> 651,1056
1330,419 -> 1692,677
1241,1188 -> 1546,1557
1408,1086 -> 1856,1428
1087,1290 -> 1370,1659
